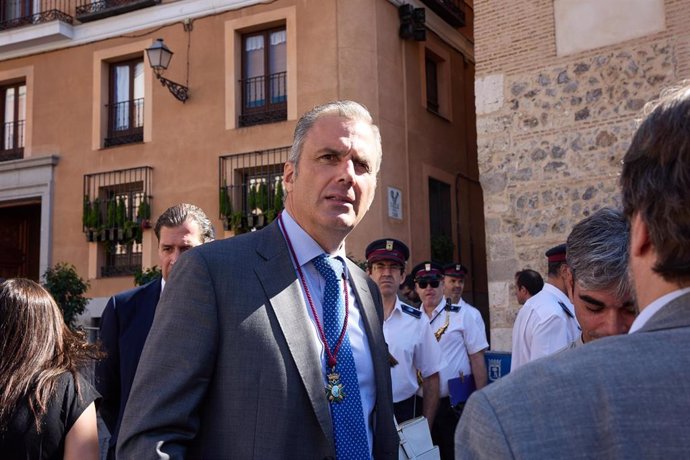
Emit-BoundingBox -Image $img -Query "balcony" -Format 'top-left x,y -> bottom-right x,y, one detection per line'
83,166 -> 153,277
0,0 -> 73,31
219,147 -> 289,233
0,119 -> 25,162
76,0 -> 160,23
420,0 -> 466,28
239,71 -> 287,127
104,98 -> 144,148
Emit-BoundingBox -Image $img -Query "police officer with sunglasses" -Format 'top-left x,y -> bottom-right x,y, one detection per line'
413,262 -> 489,460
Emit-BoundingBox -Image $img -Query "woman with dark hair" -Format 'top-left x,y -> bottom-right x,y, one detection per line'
0,278 -> 101,459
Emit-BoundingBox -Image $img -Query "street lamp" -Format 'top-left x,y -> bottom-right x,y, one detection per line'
145,38 -> 189,103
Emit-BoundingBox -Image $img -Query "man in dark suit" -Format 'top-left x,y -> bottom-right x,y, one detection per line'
96,203 -> 214,459
117,101 -> 399,459
455,84 -> 690,458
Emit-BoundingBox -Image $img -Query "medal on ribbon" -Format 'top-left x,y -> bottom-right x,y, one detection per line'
325,372 -> 346,403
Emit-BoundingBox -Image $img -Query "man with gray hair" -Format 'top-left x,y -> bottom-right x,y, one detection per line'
96,203 -> 214,459
118,101 -> 398,458
564,207 -> 636,347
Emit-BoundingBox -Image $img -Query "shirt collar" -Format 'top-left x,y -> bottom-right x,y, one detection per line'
629,287 -> 690,333
279,210 -> 347,268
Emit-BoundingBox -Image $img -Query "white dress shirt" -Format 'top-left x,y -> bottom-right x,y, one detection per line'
422,298 -> 489,398
511,283 -> 580,371
384,298 -> 442,402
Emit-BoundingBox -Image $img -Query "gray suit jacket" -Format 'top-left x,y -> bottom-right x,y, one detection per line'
455,291 -> 690,459
117,221 -> 398,459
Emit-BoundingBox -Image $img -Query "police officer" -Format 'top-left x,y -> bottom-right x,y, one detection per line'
511,243 -> 580,371
415,261 -> 489,460
365,239 -> 442,429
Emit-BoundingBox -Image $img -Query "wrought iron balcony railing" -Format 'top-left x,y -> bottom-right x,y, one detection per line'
0,0 -> 73,31
0,119 -> 25,162
104,98 -> 144,147
75,0 -> 160,23
239,71 -> 287,127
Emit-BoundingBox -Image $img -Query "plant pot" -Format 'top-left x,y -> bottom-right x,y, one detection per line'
100,229 -> 108,241
117,228 -> 124,241
256,214 -> 265,228
247,214 -> 255,228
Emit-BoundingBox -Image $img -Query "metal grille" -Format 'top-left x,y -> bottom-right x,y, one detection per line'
0,119 -> 24,161
0,0 -> 72,31
76,0 -> 160,22
105,98 -> 144,147
219,147 -> 289,231
239,72 -> 287,127
83,166 -> 152,277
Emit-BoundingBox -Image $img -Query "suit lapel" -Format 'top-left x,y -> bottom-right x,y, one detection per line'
253,223 -> 334,445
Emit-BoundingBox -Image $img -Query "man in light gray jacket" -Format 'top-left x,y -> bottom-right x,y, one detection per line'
455,84 -> 690,458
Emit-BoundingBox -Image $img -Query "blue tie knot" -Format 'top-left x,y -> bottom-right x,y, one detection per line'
313,254 -> 343,283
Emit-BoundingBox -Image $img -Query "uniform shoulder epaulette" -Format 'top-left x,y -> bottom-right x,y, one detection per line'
400,303 -> 422,318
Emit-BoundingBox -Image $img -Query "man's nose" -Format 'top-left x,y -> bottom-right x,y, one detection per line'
603,309 -> 629,336
338,158 -> 356,183
170,248 -> 181,265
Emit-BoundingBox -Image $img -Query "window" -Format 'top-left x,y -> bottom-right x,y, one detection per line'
83,167 -> 153,277
429,177 -> 454,264
425,52 -> 439,113
0,0 -> 32,29
105,58 -> 144,147
219,147 -> 289,232
239,26 -> 287,127
1,81 -> 26,161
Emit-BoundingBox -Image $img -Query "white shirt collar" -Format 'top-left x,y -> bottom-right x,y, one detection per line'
279,210 -> 347,268
629,287 -> 690,333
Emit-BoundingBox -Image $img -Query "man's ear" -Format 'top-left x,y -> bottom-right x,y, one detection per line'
630,213 -> 651,258
283,162 -> 295,193
565,266 -> 575,301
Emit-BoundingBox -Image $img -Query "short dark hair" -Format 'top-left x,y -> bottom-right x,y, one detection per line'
566,208 -> 631,299
154,203 -> 215,243
621,84 -> 690,283
515,269 -> 544,296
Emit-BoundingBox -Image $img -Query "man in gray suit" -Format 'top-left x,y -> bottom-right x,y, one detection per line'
455,84 -> 690,458
117,100 -> 398,459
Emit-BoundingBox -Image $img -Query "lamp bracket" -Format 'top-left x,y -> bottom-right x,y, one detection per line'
156,74 -> 189,103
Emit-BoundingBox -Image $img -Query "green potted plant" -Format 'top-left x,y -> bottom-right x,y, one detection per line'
133,265 -> 162,286
116,197 -> 127,241
137,197 -> 152,229
42,263 -> 90,330
219,183 -> 232,230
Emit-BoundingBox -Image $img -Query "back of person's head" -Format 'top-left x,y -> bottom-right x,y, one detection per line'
621,83 -> 690,284
566,208 -> 631,299
154,203 -> 215,243
0,279 -> 66,428
545,244 -> 568,277
289,100 -> 382,174
0,278 -> 98,430
515,269 -> 544,296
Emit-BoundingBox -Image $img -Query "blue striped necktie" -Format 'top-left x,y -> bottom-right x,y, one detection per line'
312,254 -> 370,459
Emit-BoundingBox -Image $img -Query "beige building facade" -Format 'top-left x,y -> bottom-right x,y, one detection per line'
474,0 -> 690,350
0,0 -> 486,325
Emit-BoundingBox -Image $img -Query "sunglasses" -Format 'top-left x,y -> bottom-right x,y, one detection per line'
417,280 -> 440,289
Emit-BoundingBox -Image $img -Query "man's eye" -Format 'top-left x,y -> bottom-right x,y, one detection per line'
355,161 -> 371,173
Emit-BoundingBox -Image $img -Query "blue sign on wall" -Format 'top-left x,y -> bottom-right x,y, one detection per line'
485,351 -> 511,383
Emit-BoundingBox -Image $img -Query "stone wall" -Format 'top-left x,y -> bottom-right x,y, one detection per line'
474,0 -> 690,350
